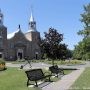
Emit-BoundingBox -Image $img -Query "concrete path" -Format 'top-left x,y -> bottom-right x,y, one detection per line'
6,62 -> 50,69
42,68 -> 85,90
6,61 -> 90,69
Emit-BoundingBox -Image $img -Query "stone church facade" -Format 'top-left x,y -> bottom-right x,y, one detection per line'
0,9 -> 41,60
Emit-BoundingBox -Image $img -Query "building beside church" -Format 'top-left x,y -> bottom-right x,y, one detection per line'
0,9 -> 41,60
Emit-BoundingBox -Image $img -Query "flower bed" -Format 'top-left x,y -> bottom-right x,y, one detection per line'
0,59 -> 6,70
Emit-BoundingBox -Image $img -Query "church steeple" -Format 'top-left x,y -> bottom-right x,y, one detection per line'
28,10 -> 37,32
30,12 -> 34,22
0,9 -> 4,26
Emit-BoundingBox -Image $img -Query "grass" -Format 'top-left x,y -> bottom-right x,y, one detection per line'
0,67 -> 73,90
71,67 -> 90,89
32,59 -> 85,65
0,67 -> 41,90
5,58 -> 85,66
6,59 -> 26,64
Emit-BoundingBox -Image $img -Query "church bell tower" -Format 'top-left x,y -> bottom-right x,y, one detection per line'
25,10 -> 41,59
0,9 -> 7,58
0,9 -> 4,26
28,11 -> 37,32
25,10 -> 40,42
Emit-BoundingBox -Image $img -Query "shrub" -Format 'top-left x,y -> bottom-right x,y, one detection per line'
0,58 -> 6,70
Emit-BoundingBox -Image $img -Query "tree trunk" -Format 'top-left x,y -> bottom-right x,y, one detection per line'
52,59 -> 54,66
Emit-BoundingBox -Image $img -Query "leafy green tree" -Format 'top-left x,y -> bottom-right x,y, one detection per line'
78,3 -> 90,38
73,3 -> 90,60
56,44 -> 69,60
73,37 -> 90,60
73,41 -> 85,60
66,49 -> 73,59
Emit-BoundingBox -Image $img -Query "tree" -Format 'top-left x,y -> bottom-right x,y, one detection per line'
56,44 -> 69,60
73,37 -> 90,60
40,27 -> 68,65
78,3 -> 90,38
73,3 -> 90,60
73,41 -> 85,60
66,49 -> 73,59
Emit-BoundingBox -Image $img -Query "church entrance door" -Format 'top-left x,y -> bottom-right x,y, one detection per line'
18,52 -> 22,59
0,52 -> 2,58
17,49 -> 23,59
35,52 -> 38,59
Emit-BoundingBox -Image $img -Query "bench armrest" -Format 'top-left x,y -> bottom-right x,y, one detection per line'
44,72 -> 51,76
58,68 -> 64,71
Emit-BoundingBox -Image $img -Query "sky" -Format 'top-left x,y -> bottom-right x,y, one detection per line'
0,0 -> 90,50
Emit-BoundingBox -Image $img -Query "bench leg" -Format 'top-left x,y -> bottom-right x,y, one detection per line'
56,74 -> 58,77
45,76 -> 51,82
61,70 -> 64,75
27,79 -> 29,86
35,81 -> 38,87
48,76 -> 52,81
63,71 -> 64,75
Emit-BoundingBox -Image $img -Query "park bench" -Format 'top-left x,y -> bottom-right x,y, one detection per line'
49,65 -> 64,77
25,69 -> 52,87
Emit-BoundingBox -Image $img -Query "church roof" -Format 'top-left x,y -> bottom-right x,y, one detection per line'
7,29 -> 20,39
27,29 -> 37,33
7,25 -> 21,39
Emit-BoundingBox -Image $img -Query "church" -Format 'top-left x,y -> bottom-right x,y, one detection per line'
0,9 -> 41,60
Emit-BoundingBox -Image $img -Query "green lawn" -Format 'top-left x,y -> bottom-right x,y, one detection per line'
32,59 -> 85,65
9,59 -> 85,66
0,67 -> 73,90
71,67 -> 90,90
0,68 -> 40,90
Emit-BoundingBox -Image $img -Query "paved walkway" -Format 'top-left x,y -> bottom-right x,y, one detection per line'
6,61 -> 90,69
42,68 -> 85,90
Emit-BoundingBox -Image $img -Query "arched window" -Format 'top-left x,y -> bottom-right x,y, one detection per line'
0,38 -> 3,48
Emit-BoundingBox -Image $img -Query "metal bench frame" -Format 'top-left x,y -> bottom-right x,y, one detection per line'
25,69 -> 51,87
49,65 -> 64,77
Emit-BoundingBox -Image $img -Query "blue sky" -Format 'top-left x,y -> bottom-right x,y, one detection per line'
0,0 -> 90,50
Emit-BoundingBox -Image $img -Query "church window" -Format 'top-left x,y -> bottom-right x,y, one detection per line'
0,31 -> 3,39
0,20 -> 1,23
0,35 -> 2,39
18,41 -> 22,43
10,43 -> 14,48
0,31 -> 2,36
30,22 -> 34,27
0,38 -> 3,48
0,54 -> 2,58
